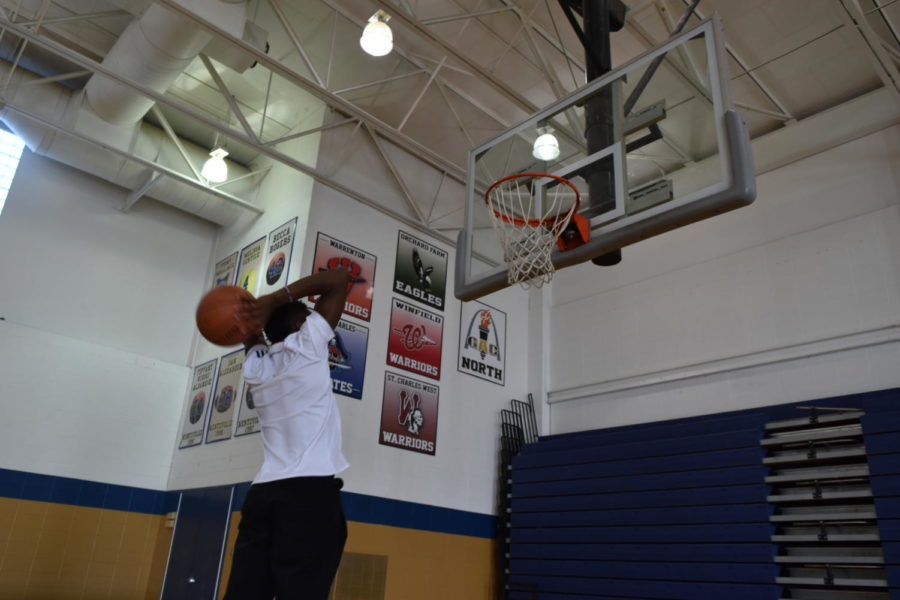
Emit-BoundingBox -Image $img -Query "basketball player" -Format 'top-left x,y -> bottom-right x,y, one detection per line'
224,267 -> 350,600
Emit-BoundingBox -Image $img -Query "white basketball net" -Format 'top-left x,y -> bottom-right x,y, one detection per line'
486,174 -> 579,288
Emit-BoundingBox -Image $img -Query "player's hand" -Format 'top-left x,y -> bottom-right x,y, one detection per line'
237,294 -> 278,338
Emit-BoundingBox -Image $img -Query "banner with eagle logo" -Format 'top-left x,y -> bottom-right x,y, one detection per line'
393,230 -> 447,311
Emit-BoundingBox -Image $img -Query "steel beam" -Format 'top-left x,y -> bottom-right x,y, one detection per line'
199,54 -> 259,143
364,122 -> 427,224
684,0 -> 795,122
333,69 -> 426,94
263,116 -> 357,147
17,9 -> 128,27
150,105 -> 203,181
371,0 -> 541,114
398,57 -> 445,130
734,100 -> 792,121
2,100 -> 261,213
211,165 -> 271,189
838,0 -> 900,102
155,0 -> 468,181
269,0 -> 326,87
0,16 -> 462,244
12,69 -> 91,87
122,172 -> 162,212
421,8 -> 514,26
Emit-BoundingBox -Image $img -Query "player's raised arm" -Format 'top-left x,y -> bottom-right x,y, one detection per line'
303,268 -> 349,330
240,269 -> 350,340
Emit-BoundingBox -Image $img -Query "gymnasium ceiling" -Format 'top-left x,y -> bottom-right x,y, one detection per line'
0,0 -> 897,240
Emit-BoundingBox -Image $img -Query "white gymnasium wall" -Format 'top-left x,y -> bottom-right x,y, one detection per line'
166,167 -> 532,515
166,101 -> 355,494
300,185 -> 530,515
0,151 -> 218,489
547,125 -> 900,433
166,127 -> 324,491
165,95 -> 531,516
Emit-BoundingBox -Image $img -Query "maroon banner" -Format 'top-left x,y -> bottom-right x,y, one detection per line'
386,297 -> 443,380
310,232 -> 376,321
379,371 -> 439,455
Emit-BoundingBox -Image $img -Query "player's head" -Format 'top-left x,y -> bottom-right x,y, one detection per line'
264,301 -> 311,344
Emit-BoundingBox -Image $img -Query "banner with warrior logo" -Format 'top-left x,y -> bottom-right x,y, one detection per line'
205,349 -> 244,444
458,301 -> 507,385
234,381 -> 260,437
386,297 -> 443,380
178,359 -> 218,449
379,371 -> 439,455
329,319 -> 369,400
258,218 -> 297,296
393,231 -> 447,311
310,232 -> 376,322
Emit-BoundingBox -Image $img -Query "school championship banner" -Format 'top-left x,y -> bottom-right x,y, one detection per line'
213,252 -> 238,287
329,319 -> 369,400
379,371 -> 439,455
458,300 -> 507,386
311,233 -> 376,322
234,382 -> 260,436
258,218 -> 297,296
235,236 -> 266,295
205,349 -> 244,443
178,359 -> 218,449
393,231 -> 448,311
386,298 -> 443,380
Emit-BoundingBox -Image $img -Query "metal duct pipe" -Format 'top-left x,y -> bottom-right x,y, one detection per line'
83,2 -> 215,125
0,61 -> 258,226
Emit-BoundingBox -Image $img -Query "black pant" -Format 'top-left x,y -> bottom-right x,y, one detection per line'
224,476 -> 347,600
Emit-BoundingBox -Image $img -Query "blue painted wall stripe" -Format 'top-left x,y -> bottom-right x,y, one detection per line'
0,468 -> 496,539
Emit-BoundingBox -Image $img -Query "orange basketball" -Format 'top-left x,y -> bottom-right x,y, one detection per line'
196,285 -> 255,346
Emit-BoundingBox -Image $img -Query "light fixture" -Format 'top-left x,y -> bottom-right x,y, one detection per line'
360,10 -> 393,57
532,126 -> 560,161
202,148 -> 229,183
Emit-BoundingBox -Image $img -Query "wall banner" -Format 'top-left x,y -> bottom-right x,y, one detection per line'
393,230 -> 447,311
458,300 -> 507,386
178,359 -> 218,449
213,252 -> 238,288
235,236 -> 266,295
205,349 -> 244,444
386,297 -> 443,380
379,371 -> 439,456
329,319 -> 369,400
234,381 -> 260,437
258,218 -> 298,295
310,232 -> 376,322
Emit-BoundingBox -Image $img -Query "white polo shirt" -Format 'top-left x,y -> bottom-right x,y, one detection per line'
243,310 -> 349,484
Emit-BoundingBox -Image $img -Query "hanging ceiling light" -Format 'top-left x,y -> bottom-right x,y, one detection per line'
202,148 -> 229,183
532,126 -> 560,161
360,10 -> 393,57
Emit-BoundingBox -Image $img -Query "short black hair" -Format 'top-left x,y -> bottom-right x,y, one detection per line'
264,302 -> 310,344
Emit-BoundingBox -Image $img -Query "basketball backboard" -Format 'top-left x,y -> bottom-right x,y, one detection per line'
454,16 -> 756,301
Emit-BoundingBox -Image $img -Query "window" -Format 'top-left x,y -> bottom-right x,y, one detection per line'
0,129 -> 26,215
